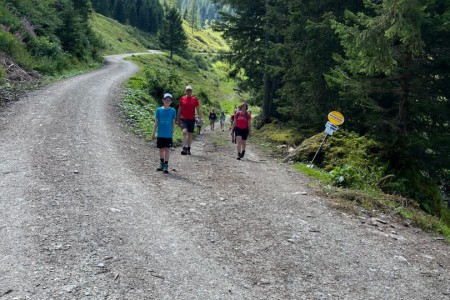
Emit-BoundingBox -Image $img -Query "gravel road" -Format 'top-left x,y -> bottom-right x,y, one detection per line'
1,53 -> 449,300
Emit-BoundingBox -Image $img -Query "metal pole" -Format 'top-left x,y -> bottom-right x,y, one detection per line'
309,134 -> 328,167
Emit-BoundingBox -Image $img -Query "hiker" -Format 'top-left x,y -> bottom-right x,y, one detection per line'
195,115 -> 203,134
229,113 -> 236,143
219,111 -> 226,131
233,103 -> 252,160
209,109 -> 217,131
177,85 -> 202,155
151,93 -> 177,174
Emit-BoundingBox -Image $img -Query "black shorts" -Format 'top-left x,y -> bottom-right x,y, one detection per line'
235,128 -> 249,140
181,119 -> 196,133
157,137 -> 173,148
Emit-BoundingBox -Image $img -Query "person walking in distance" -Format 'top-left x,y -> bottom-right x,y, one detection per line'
195,115 -> 203,134
209,109 -> 217,131
151,93 -> 177,174
177,85 -> 202,155
219,111 -> 226,131
233,103 -> 252,160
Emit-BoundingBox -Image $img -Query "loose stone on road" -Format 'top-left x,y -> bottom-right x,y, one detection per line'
1,54 -> 449,299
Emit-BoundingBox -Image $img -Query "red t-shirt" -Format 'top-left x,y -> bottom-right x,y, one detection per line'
234,111 -> 251,129
179,96 -> 199,120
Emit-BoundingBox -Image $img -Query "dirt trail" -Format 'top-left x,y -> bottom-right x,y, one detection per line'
0,54 -> 449,299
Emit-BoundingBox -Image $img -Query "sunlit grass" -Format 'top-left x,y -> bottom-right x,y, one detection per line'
89,13 -> 155,55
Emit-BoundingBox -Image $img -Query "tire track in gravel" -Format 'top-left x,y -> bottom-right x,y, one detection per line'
1,54 -> 449,300
0,53 -> 259,299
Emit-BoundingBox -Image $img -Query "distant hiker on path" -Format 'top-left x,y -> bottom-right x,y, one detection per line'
151,93 -> 176,174
219,111 -> 226,131
209,109 -> 217,131
177,85 -> 202,155
233,103 -> 251,160
195,115 -> 203,134
230,113 -> 236,143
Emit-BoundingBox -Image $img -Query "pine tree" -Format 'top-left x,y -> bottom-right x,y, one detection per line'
274,0 -> 364,128
189,0 -> 199,34
327,0 -> 450,215
213,0 -> 278,125
91,0 -> 111,16
159,7 -> 187,58
113,0 -> 126,23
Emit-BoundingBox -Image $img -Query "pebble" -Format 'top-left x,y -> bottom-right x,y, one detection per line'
394,255 -> 408,263
292,191 -> 308,195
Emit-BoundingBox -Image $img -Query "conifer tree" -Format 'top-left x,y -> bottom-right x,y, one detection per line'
189,0 -> 199,34
327,0 -> 450,215
159,7 -> 187,58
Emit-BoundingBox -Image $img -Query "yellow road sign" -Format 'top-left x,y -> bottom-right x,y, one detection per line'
328,111 -> 344,125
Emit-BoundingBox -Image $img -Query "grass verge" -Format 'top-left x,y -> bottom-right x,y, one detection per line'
251,122 -> 449,241
292,162 -> 450,241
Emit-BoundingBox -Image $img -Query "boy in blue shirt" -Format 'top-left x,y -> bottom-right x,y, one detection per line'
151,93 -> 177,174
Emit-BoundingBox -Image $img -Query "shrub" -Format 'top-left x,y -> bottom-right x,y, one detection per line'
145,67 -> 184,102
329,164 -> 362,188
191,54 -> 209,70
0,31 -> 34,69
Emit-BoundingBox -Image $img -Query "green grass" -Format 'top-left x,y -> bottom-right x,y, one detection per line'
294,163 -> 333,184
183,22 -> 229,53
89,13 -> 156,55
120,51 -> 243,144
291,162 -> 450,241
126,53 -> 244,110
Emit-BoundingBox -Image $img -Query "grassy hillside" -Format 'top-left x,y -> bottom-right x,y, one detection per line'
89,13 -> 227,56
182,21 -> 229,53
119,52 -> 245,143
89,13 -> 158,55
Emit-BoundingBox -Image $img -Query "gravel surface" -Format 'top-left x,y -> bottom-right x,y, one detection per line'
1,53 -> 449,300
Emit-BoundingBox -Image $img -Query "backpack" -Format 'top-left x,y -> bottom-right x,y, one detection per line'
236,111 -> 250,120
236,111 -> 250,129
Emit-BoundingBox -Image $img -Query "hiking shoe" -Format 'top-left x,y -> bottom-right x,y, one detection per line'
241,150 -> 245,158
163,163 -> 169,174
187,148 -> 191,155
156,162 -> 164,171
181,147 -> 187,155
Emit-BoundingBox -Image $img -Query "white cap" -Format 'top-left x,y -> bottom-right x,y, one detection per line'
185,85 -> 192,91
163,93 -> 173,99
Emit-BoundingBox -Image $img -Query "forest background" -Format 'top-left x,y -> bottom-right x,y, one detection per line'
0,0 -> 449,235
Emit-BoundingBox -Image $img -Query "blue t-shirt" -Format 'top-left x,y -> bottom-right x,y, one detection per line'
155,106 -> 176,138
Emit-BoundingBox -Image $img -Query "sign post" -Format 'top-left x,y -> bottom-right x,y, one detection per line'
309,111 -> 345,167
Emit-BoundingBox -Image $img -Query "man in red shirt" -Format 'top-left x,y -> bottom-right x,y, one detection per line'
177,85 -> 202,155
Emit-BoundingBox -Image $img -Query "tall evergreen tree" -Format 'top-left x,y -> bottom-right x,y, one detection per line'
188,0 -> 199,33
159,7 -> 187,58
327,0 -> 450,215
274,0 -> 364,129
214,0 -> 274,124
113,0 -> 126,23
91,0 -> 111,16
